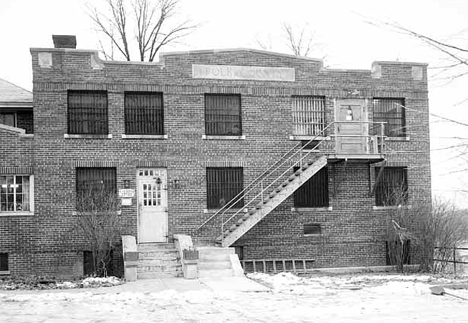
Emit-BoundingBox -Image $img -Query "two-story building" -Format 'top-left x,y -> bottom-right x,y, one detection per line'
0,35 -> 431,277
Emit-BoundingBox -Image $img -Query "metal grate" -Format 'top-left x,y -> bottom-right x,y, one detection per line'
375,167 -> 408,206
293,167 -> 329,207
68,91 -> 108,134
76,168 -> 117,195
292,96 -> 326,136
206,167 -> 244,209
125,92 -> 164,135
205,94 -> 242,135
373,98 -> 406,137
242,258 -> 315,273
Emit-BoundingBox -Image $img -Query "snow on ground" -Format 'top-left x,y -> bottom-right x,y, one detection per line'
1,273 -> 467,322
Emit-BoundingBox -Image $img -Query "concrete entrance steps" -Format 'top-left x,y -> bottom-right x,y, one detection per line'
137,243 -> 183,279
197,246 -> 242,278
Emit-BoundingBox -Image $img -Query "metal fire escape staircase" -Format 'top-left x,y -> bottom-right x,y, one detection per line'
195,121 -> 386,247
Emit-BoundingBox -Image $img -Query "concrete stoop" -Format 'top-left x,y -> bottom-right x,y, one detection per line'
197,246 -> 243,278
137,243 -> 183,279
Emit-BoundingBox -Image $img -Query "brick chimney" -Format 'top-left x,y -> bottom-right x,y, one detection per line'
52,35 -> 77,49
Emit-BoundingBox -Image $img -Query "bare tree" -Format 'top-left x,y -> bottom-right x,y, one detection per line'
382,183 -> 468,273
282,23 -> 315,57
75,188 -> 121,277
87,0 -> 197,61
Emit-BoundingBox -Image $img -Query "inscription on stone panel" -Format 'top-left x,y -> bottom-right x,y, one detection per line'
192,64 -> 295,82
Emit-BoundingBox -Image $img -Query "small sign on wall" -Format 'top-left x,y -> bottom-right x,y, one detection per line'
121,198 -> 132,206
119,189 -> 135,198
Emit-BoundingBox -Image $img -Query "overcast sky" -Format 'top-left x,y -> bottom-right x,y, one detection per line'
1,0 -> 467,206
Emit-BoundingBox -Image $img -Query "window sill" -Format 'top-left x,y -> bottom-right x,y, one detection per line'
385,136 -> 410,141
0,271 -> 10,276
64,134 -> 112,139
19,133 -> 34,138
121,134 -> 168,139
202,135 -> 245,140
289,135 -> 330,141
203,208 -> 247,214
292,207 -> 332,211
0,212 -> 34,217
373,205 -> 412,210
304,234 -> 323,237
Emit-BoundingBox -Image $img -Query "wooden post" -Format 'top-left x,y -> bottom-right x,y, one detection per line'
453,246 -> 457,276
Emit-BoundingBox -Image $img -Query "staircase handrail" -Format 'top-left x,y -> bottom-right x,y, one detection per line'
221,137 -> 329,229
194,122 -> 336,234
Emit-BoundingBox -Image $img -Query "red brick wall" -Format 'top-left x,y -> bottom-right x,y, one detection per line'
0,48 -> 430,276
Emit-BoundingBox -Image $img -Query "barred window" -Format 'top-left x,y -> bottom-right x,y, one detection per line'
68,91 -> 108,134
206,167 -> 243,209
125,92 -> 164,135
373,98 -> 406,137
76,168 -> 116,195
375,167 -> 408,206
293,167 -> 329,207
292,96 -> 326,136
0,175 -> 32,213
205,94 -> 242,136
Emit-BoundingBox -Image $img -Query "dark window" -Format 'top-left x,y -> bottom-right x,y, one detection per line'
292,96 -> 326,136
68,90 -> 108,134
375,167 -> 408,206
293,167 -> 329,207
0,253 -> 8,271
0,111 -> 33,133
76,168 -> 116,195
303,224 -> 322,235
206,167 -> 243,209
205,94 -> 242,135
0,113 -> 15,127
125,92 -> 164,135
16,111 -> 34,134
373,98 -> 406,137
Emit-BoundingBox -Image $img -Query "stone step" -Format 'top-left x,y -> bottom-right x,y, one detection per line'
198,268 -> 234,278
137,263 -> 182,273
137,270 -> 183,279
138,258 -> 180,267
138,251 -> 179,260
137,243 -> 176,251
198,260 -> 231,270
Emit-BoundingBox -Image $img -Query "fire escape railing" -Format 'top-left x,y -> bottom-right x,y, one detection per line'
194,121 -> 386,243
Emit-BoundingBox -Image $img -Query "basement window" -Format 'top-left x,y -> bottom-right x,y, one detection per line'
303,224 -> 322,235
0,253 -> 8,271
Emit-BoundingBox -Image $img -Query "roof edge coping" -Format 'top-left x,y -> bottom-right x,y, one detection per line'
159,48 -> 324,63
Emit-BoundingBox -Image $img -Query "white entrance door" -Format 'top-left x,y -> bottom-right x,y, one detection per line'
137,168 -> 168,243
335,99 -> 368,154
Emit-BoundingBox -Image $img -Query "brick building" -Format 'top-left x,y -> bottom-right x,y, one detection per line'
0,35 -> 430,277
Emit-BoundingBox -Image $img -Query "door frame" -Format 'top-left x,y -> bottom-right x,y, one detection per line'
136,168 -> 169,243
334,98 -> 369,154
